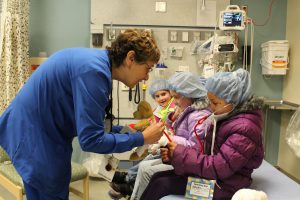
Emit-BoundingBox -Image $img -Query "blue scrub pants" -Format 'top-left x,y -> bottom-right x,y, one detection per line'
24,181 -> 68,200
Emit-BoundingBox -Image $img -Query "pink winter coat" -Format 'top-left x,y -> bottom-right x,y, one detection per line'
172,107 -> 264,199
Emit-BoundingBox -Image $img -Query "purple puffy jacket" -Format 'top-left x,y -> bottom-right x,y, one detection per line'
167,106 -> 211,148
172,101 -> 264,199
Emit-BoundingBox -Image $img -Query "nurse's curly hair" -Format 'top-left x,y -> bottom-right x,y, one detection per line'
106,29 -> 160,67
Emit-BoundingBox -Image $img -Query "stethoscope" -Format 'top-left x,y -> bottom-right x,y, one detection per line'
129,83 -> 140,104
193,104 -> 233,155
193,115 -> 210,154
161,111 -> 209,153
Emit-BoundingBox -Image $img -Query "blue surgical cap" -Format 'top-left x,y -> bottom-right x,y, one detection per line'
148,79 -> 170,98
205,68 -> 252,105
168,72 -> 207,99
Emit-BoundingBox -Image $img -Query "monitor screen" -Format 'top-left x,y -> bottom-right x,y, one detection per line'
223,12 -> 242,27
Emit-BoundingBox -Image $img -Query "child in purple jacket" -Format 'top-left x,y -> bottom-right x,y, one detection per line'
141,69 -> 264,200
129,72 -> 211,200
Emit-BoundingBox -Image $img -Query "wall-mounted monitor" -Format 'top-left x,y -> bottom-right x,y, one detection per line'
219,5 -> 246,31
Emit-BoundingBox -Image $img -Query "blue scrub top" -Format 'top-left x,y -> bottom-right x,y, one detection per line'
0,48 -> 144,197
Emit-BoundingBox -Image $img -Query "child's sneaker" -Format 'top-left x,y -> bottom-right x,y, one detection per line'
108,189 -> 123,200
110,182 -> 133,197
112,171 -> 127,184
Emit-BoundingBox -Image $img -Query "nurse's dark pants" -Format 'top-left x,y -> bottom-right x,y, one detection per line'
24,181 -> 68,200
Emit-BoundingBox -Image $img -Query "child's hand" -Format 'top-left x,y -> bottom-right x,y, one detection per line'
151,149 -> 158,155
167,142 -> 177,158
160,142 -> 177,163
148,144 -> 160,155
160,147 -> 170,163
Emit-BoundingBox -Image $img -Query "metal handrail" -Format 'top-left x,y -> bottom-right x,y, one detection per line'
264,99 -> 299,110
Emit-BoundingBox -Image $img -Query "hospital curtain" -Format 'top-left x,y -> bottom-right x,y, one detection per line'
0,0 -> 30,114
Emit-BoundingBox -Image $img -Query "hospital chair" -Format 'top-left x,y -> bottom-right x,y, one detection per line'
0,147 -> 89,200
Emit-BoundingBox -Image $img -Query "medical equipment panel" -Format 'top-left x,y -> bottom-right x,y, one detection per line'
219,5 -> 246,31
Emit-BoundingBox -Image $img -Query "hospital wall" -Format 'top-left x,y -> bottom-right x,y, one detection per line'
278,0 -> 300,182
28,0 -> 295,173
29,0 -> 90,56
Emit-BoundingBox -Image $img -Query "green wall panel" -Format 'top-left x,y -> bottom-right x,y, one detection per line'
29,0 -> 91,56
231,0 -> 287,164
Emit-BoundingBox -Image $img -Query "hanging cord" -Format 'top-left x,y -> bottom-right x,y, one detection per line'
110,89 -> 113,130
243,23 -> 248,71
134,83 -> 140,104
105,93 -> 115,132
105,56 -> 115,131
117,81 -> 120,125
129,88 -> 132,101
249,18 -> 254,77
210,118 -> 217,155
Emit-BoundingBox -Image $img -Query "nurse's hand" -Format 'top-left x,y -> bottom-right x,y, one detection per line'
161,142 -> 177,163
142,121 -> 164,144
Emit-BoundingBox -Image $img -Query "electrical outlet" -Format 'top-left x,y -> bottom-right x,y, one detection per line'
170,31 -> 177,42
182,31 -> 189,42
108,29 -> 116,41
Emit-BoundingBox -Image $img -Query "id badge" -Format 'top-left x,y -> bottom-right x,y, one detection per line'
185,177 -> 215,200
97,154 -> 119,182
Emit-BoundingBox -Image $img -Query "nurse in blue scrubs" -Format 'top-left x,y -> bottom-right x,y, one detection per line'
0,29 -> 164,200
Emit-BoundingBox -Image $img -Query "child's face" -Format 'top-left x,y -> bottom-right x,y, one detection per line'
170,91 -> 193,110
154,90 -> 172,107
207,92 -> 233,115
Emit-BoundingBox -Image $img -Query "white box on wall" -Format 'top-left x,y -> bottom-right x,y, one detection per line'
182,31 -> 189,42
155,1 -> 167,12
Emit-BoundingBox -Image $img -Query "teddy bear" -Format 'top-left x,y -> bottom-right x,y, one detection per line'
132,100 -> 155,131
